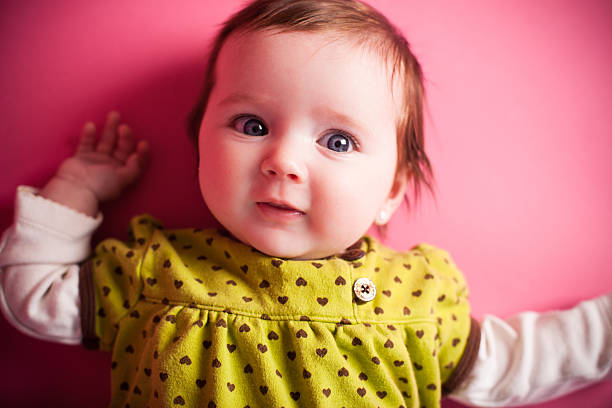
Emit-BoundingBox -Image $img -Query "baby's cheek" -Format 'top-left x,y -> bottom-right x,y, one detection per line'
199,141 -> 234,187
198,156 -> 230,208
314,184 -> 373,245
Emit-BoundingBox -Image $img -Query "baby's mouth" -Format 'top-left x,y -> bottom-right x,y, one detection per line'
256,202 -> 305,216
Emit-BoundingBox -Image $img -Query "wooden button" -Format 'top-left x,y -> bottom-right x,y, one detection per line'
353,277 -> 376,302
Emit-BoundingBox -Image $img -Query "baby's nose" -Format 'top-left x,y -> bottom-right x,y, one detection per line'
260,141 -> 307,183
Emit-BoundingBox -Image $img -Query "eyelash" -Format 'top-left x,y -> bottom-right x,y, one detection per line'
230,114 -> 268,136
229,114 -> 360,152
324,129 -> 361,152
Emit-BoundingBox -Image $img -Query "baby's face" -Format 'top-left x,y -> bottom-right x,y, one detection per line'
198,30 -> 403,259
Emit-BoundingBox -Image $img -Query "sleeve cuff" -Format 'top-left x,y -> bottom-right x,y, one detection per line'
0,186 -> 103,265
15,186 -> 103,239
442,317 -> 481,396
79,259 -> 100,350
594,293 -> 612,337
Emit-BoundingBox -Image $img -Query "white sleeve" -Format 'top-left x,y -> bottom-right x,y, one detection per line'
450,293 -> 612,406
0,186 -> 102,345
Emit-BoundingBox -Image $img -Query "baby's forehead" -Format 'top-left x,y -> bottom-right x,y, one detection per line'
220,28 -> 404,104
232,27 -> 394,66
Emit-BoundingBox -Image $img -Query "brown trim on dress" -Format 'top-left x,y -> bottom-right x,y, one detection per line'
442,317 -> 481,396
79,260 -> 100,350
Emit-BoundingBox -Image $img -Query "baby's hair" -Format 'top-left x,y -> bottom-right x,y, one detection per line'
187,0 -> 433,206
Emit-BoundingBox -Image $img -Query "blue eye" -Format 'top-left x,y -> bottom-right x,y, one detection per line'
233,116 -> 268,136
317,132 -> 356,153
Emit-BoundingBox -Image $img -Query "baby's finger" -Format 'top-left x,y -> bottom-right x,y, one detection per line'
119,140 -> 149,184
113,124 -> 135,162
77,122 -> 96,153
97,111 -> 120,154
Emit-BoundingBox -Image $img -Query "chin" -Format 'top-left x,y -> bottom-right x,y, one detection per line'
224,222 -> 340,260
254,239 -> 342,260
242,233 -> 314,260
250,240 -> 307,259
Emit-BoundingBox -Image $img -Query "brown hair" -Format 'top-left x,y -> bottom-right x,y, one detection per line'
187,0 -> 433,206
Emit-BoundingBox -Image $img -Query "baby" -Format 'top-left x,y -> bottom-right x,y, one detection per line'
1,0 -> 611,407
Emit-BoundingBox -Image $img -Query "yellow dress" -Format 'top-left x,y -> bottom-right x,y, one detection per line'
79,215 -> 479,408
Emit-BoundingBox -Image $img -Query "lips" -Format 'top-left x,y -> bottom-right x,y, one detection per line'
259,201 -> 304,213
256,200 -> 305,221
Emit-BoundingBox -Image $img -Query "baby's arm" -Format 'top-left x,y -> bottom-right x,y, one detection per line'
451,294 -> 612,406
0,112 -> 147,343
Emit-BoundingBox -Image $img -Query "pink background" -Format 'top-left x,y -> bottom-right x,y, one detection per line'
1,0 -> 611,406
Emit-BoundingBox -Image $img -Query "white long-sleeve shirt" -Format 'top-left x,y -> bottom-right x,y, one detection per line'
1,186 -> 611,406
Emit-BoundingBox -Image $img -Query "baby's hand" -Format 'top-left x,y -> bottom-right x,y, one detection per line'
39,111 -> 149,216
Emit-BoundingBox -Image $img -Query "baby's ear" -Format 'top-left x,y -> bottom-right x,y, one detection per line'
375,168 -> 410,226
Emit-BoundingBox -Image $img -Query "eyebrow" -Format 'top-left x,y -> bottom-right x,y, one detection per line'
217,92 -> 274,108
313,107 -> 370,137
217,92 -> 370,137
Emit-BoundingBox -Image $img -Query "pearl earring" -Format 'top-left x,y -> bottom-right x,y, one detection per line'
376,210 -> 389,225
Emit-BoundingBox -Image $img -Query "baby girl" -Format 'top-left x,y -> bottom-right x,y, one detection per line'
1,0 -> 610,407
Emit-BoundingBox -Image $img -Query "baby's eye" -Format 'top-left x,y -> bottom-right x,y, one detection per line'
317,131 -> 357,153
232,116 -> 268,136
